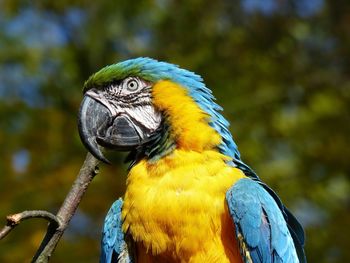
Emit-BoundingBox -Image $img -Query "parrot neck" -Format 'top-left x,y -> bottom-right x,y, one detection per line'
150,80 -> 259,180
127,79 -> 258,180
151,80 -> 223,154
125,121 -> 176,166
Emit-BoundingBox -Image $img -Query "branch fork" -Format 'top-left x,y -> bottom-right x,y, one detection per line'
0,153 -> 100,263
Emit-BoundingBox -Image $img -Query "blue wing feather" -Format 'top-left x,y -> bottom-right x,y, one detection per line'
100,198 -> 132,263
226,178 -> 300,263
259,182 -> 306,263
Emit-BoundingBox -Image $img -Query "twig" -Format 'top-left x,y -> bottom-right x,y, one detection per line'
31,152 -> 100,263
0,211 -> 59,240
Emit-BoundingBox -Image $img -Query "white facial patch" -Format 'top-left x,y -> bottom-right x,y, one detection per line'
85,77 -> 163,138
123,105 -> 162,136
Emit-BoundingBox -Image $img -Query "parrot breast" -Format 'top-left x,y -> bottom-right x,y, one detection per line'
122,150 -> 246,263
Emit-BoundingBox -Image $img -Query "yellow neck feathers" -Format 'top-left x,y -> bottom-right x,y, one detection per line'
152,80 -> 222,152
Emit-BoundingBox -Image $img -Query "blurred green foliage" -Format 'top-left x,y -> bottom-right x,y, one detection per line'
0,0 -> 349,262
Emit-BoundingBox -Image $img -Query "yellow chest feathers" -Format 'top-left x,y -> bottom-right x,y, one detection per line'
122,150 -> 245,262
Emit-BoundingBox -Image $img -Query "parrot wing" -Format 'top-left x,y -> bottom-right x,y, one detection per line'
226,178 -> 305,263
100,198 -> 133,263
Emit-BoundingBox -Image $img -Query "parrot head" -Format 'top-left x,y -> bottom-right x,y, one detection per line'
79,74 -> 162,163
78,57 -> 240,164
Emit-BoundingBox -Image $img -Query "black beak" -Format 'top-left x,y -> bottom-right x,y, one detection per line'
78,94 -> 142,164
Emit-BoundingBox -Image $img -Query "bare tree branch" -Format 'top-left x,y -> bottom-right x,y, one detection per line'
30,152 -> 100,263
0,211 -> 59,240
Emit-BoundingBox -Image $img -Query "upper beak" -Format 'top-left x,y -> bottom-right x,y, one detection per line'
78,95 -> 111,163
78,91 -> 142,163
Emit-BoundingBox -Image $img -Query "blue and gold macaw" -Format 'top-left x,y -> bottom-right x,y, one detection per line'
78,58 -> 306,263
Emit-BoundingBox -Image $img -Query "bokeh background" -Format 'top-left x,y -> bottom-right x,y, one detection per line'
0,0 -> 349,262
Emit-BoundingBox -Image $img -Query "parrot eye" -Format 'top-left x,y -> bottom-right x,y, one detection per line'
125,78 -> 140,92
127,80 -> 138,91
118,77 -> 149,96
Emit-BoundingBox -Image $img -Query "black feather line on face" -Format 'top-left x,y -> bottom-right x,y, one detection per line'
104,87 -> 152,105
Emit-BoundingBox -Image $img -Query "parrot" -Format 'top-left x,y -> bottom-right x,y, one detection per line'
77,57 -> 306,263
